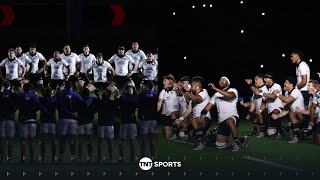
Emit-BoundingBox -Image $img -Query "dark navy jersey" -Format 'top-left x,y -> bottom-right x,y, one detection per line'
138,90 -> 158,121
57,89 -> 84,119
39,96 -> 57,123
78,96 -> 98,125
17,91 -> 42,123
97,98 -> 117,126
118,93 -> 139,124
0,89 -> 17,121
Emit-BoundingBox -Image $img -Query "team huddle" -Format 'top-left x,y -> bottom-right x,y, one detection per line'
158,50 -> 320,153
0,42 -> 159,163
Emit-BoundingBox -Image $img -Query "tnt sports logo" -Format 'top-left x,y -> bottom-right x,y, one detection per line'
139,157 -> 182,171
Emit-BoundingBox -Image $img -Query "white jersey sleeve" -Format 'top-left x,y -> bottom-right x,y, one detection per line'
0,59 -> 5,66
108,54 -> 117,64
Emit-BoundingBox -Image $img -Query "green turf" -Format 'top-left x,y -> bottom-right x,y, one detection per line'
1,118 -> 320,177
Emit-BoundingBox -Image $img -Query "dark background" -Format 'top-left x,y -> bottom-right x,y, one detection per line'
1,0 -> 320,100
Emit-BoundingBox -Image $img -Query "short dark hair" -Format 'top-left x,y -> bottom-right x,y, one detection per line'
291,50 -> 304,60
264,72 -> 275,80
82,88 -> 90,98
65,81 -> 73,89
308,79 -> 318,85
29,44 -> 37,49
23,83 -> 33,92
180,76 -> 191,82
285,77 -> 297,86
2,81 -> 10,88
192,76 -> 204,86
96,53 -> 103,58
124,85 -> 134,93
118,45 -> 125,50
83,44 -> 90,48
255,74 -> 264,79
45,86 -> 52,96
8,48 -> 15,52
147,82 -> 154,90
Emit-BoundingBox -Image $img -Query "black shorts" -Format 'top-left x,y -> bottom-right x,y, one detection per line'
8,79 -> 21,87
50,79 -> 65,89
301,91 -> 311,107
217,116 -> 239,137
79,73 -> 92,81
28,73 -> 43,82
93,82 -> 109,89
204,117 -> 212,132
114,75 -> 130,87
131,73 -> 141,84
312,123 -> 320,134
162,116 -> 174,127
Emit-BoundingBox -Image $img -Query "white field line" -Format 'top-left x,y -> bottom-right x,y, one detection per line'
242,156 -> 303,172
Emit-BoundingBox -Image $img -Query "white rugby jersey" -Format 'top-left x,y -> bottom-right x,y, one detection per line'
17,54 -> 32,76
60,52 -> 81,75
91,61 -> 113,83
296,61 -> 310,91
251,85 -> 268,112
159,89 -> 179,116
125,49 -> 147,73
25,52 -> 45,74
192,89 -> 211,119
153,53 -> 158,62
0,58 -> 24,80
265,83 -> 284,114
108,54 -> 135,76
312,91 -> 320,120
47,58 -> 69,80
138,60 -> 158,81
285,88 -> 305,112
178,95 -> 187,114
209,88 -> 239,123
79,53 -> 96,73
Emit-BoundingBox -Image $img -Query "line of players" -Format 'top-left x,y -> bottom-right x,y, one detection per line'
240,50 -> 320,145
0,42 -> 158,93
157,50 -> 320,153
0,42 -> 159,163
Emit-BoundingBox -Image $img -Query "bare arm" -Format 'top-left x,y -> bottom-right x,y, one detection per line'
182,92 -> 203,104
297,74 -> 307,90
20,64 -> 26,79
278,95 -> 295,104
157,99 -> 163,112
209,83 -> 236,100
257,89 -> 280,101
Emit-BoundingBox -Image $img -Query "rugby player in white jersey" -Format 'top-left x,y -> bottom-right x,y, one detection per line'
138,51 -> 158,86
254,72 -> 284,138
46,50 -> 71,90
60,44 -> 81,90
157,74 -> 179,139
201,77 -> 248,152
25,44 -> 46,92
177,76 -> 211,150
86,53 -> 115,92
0,48 -> 26,91
126,42 -> 147,90
15,45 -> 32,81
108,45 -> 136,90
243,74 -> 268,137
308,80 -> 320,144
78,45 -> 96,91
278,77 -> 305,143
291,50 -> 310,106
